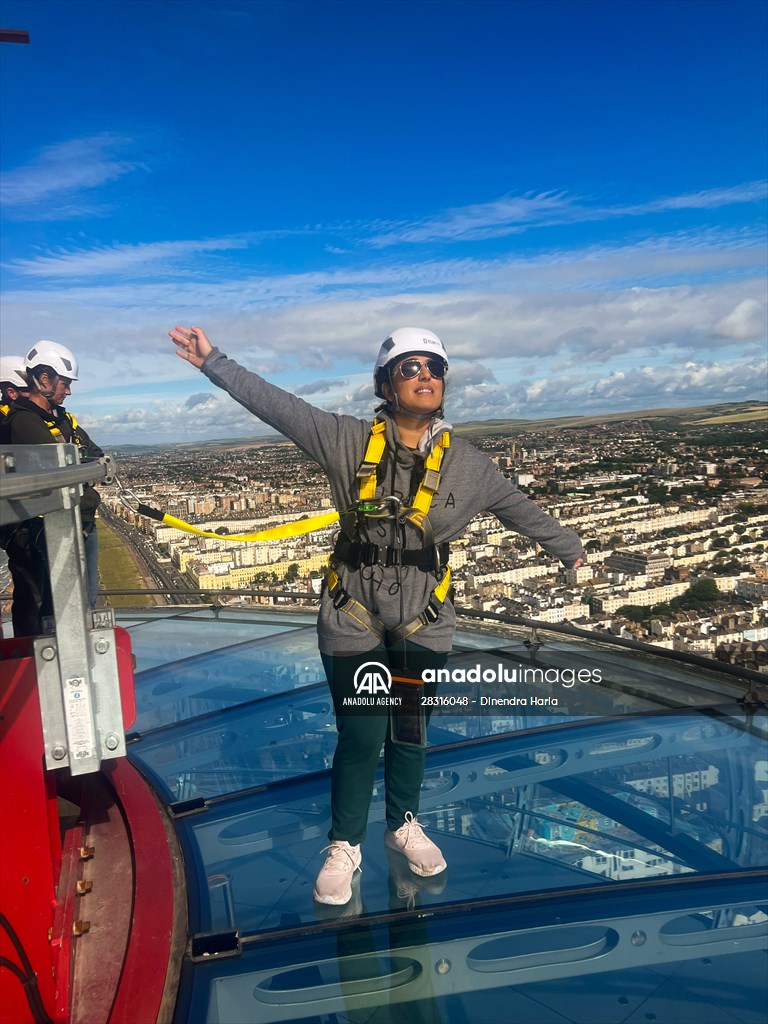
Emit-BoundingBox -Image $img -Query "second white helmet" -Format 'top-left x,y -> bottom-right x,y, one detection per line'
25,340 -> 79,381
373,327 -> 448,398
0,355 -> 29,389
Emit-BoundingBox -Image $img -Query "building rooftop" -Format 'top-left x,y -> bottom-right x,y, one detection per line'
119,605 -> 767,1024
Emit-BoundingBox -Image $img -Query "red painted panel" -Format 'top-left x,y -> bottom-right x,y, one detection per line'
0,643 -> 59,1024
114,628 -> 136,731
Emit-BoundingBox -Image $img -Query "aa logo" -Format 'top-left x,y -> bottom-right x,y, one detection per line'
353,661 -> 392,695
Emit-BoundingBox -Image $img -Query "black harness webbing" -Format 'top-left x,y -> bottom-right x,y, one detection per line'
332,537 -> 449,571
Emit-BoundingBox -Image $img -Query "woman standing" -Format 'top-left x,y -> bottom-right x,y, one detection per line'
169,324 -> 584,906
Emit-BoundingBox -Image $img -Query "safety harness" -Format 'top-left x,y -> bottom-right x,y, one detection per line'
326,418 -> 452,645
120,417 -> 452,644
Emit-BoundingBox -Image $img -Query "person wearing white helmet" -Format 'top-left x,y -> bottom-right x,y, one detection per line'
0,355 -> 29,443
4,341 -> 104,633
0,358 -> 31,626
373,327 -> 449,420
170,323 -> 584,908
24,339 -> 79,403
0,355 -> 29,397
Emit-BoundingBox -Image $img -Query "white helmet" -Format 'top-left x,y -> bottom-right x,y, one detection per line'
24,340 -> 79,381
373,327 -> 448,399
0,355 -> 29,389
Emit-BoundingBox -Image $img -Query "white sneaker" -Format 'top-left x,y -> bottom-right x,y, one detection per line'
313,840 -> 362,905
384,812 -> 446,877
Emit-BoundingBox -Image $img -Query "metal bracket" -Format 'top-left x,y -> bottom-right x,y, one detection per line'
3,443 -> 125,775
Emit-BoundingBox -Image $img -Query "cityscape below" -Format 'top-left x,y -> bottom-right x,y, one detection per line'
7,397 -> 758,673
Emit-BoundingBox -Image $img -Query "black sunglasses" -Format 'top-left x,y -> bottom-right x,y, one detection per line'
394,357 -> 447,381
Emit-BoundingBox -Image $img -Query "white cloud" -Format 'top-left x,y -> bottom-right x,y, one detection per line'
78,351 -> 767,446
1,267 -> 764,403
87,389 -> 266,444
2,196 -> 764,444
4,228 -> 763,318
641,182 -> 768,212
8,237 -> 251,279
712,298 -> 765,340
0,135 -> 143,217
367,191 -> 572,246
365,182 -> 767,247
295,378 -> 348,395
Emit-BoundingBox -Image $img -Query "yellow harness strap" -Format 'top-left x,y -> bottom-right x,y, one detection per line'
357,419 -> 450,528
154,510 -> 341,542
356,419 -> 388,500
43,410 -> 72,442
326,563 -> 451,645
403,431 -> 450,535
130,419 -> 450,552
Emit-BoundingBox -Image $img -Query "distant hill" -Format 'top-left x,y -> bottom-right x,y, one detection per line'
110,434 -> 293,454
109,400 -> 767,453
452,401 -> 767,438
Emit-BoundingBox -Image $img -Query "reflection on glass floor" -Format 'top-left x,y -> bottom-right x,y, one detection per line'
119,608 -> 767,1024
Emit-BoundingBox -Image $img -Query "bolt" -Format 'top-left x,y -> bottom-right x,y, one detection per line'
41,646 -> 56,661
435,958 -> 452,976
631,930 -> 647,946
76,880 -> 93,895
72,920 -> 90,937
94,637 -> 110,654
105,734 -> 120,751
79,846 -> 95,861
3,454 -> 16,471
51,745 -> 67,761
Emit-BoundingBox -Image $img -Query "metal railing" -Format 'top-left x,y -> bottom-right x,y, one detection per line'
92,585 -> 768,689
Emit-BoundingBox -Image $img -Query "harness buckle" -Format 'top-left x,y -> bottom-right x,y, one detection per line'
332,588 -> 351,610
421,601 -> 440,625
360,543 -> 379,566
384,547 -> 401,567
421,468 -> 441,491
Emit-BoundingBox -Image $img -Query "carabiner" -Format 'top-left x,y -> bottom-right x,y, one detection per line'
114,474 -> 141,514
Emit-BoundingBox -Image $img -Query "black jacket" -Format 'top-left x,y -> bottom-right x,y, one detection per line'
6,398 -> 103,527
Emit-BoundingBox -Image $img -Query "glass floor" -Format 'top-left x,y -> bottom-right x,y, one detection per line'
120,607 -> 768,1024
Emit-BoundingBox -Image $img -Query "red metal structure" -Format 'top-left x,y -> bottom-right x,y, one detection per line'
0,629 -> 143,1024
0,444 -> 180,1024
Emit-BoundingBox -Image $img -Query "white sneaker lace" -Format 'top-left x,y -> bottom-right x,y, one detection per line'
319,842 -> 361,874
396,812 -> 432,849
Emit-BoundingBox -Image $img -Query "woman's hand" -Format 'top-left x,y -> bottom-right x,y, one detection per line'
169,325 -> 213,369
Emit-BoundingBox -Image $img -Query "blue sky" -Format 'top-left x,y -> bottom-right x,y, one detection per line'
1,0 -> 766,446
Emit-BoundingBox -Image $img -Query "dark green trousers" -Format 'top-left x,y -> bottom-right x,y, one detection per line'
321,642 -> 446,844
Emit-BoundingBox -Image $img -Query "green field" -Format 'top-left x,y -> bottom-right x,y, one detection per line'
97,521 -> 155,607
694,408 -> 768,425
451,401 -> 768,438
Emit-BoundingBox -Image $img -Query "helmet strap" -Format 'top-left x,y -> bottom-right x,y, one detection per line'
31,370 -> 57,401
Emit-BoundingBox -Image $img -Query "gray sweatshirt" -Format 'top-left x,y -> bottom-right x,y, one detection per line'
202,349 -> 584,655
